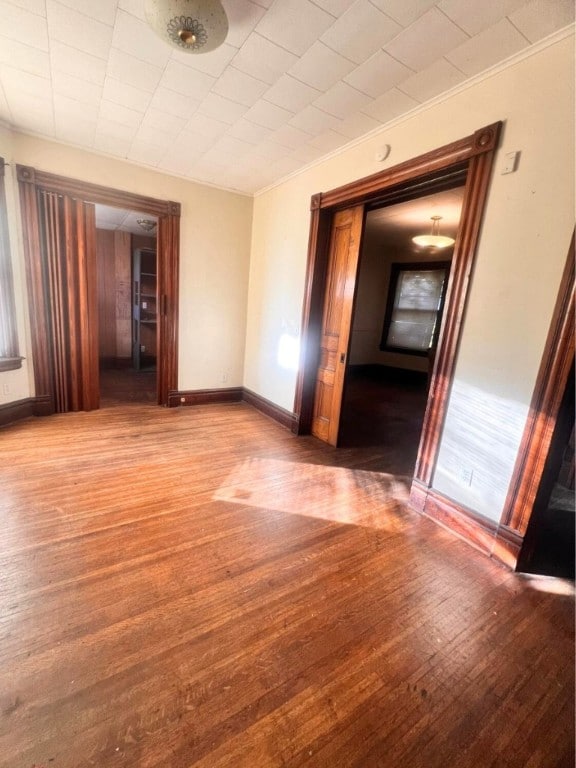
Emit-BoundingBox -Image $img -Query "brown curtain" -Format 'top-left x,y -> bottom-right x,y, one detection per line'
38,191 -> 99,412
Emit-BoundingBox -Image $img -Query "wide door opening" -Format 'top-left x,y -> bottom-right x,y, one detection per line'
95,205 -> 158,406
338,188 -> 464,474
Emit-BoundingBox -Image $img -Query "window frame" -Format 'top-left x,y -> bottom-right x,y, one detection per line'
0,157 -> 22,372
379,260 -> 451,357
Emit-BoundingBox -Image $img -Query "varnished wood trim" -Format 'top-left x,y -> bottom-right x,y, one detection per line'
501,232 -> 575,535
319,122 -> 500,209
415,148 -> 500,484
0,398 -> 34,427
168,388 -> 243,407
17,165 -> 180,217
492,525 -> 524,570
17,165 -> 180,410
410,481 -> 500,559
242,388 -> 297,431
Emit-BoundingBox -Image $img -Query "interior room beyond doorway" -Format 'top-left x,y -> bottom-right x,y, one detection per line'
95,204 -> 158,406
338,187 -> 465,476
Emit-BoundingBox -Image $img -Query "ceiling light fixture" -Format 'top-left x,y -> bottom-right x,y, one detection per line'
137,218 -> 157,232
412,215 -> 455,248
145,0 -> 229,54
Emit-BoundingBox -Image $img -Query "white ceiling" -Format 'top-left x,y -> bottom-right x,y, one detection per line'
0,0 -> 573,196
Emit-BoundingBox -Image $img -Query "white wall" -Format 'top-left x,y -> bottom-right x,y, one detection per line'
245,34 -> 574,523
1,132 -> 253,400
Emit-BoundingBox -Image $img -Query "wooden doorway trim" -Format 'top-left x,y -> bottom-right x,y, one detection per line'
500,232 -> 575,539
17,165 -> 180,409
294,122 -> 502,489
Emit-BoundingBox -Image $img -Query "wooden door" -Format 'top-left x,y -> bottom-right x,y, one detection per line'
39,191 -> 99,412
311,205 -> 364,445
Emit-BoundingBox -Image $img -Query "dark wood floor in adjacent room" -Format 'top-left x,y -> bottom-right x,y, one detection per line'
0,398 -> 573,768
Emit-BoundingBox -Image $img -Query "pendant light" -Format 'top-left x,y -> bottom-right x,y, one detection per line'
145,0 -> 229,54
412,215 -> 455,248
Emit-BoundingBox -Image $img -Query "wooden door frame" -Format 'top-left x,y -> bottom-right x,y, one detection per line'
17,165 -> 180,409
294,122 -> 502,491
496,231 -> 575,567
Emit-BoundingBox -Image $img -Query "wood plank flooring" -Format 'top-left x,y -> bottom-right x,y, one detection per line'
0,400 -> 573,768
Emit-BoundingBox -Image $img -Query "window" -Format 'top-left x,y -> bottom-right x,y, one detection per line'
380,261 -> 450,356
0,157 -> 22,371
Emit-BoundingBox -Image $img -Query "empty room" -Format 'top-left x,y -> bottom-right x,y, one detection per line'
0,1 -> 574,766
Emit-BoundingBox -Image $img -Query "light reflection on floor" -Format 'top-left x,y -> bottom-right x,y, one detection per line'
518,574 -> 575,597
214,457 -> 413,531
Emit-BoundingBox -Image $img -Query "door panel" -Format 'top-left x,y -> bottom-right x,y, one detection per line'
311,205 -> 364,446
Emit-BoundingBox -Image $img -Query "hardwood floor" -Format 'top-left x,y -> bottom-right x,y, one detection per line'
99,367 -> 157,405
0,401 -> 574,767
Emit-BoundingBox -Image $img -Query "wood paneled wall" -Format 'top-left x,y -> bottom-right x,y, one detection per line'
96,229 -> 132,364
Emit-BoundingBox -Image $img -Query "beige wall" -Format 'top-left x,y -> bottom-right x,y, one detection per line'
1,132 -> 253,398
245,34 -> 574,522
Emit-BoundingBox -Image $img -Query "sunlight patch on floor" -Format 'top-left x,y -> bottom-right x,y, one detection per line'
214,457 -> 413,530
518,574 -> 575,597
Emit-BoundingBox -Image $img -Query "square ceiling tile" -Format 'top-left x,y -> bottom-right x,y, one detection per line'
313,81 -> 373,118
132,122 -> 173,149
244,100 -> 294,129
53,70 -> 103,105
103,78 -> 153,113
262,75 -> 321,112
118,0 -> 145,21
197,93 -> 249,124
213,67 -> 269,107
94,133 -> 132,157
256,0 -> 335,55
111,9 -> 171,68
47,0 -> 112,60
183,113 -> 230,139
509,0 -> 575,43
141,108 -> 187,135
107,48 -> 163,93
7,0 -> 46,15
308,129 -> 349,151
210,134 -> 255,158
0,38 -> 49,79
291,143 -> 326,163
170,43 -> 237,77
439,0 -> 528,36
289,105 -> 341,135
149,88 -> 201,121
321,0 -> 401,64
231,33 -> 298,85
10,103 -> 54,135
222,0 -> 267,47
398,58 -> 466,102
226,118 -> 273,144
97,117 -> 138,142
288,41 -> 356,91
362,87 -> 419,122
128,141 -> 167,166
268,124 -> 312,149
54,93 -> 99,122
384,8 -> 469,70
54,0 -> 117,26
50,41 -> 107,85
344,50 -> 413,98
0,0 -> 49,50
160,60 -> 216,99
370,0 -> 437,26
333,110 -> 382,139
55,117 -> 96,147
312,0 -> 356,15
445,18 -> 528,76
99,99 -> 143,129
0,65 -> 49,102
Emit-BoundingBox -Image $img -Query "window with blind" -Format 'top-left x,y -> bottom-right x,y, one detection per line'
0,157 -> 22,372
380,261 -> 450,356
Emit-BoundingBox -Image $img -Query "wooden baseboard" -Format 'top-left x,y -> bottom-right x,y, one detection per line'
168,388 -> 243,407
409,480 -> 514,563
0,398 -> 34,427
242,388 -> 297,431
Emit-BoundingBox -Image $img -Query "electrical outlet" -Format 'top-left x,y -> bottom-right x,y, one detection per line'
140,344 -> 146,352
222,371 -> 228,383
1,383 -> 10,395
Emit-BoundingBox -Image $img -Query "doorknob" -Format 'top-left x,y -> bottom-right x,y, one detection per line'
340,352 -> 346,364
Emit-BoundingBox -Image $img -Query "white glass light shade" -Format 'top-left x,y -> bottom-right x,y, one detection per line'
412,234 -> 455,248
145,0 -> 228,54
411,215 -> 455,249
